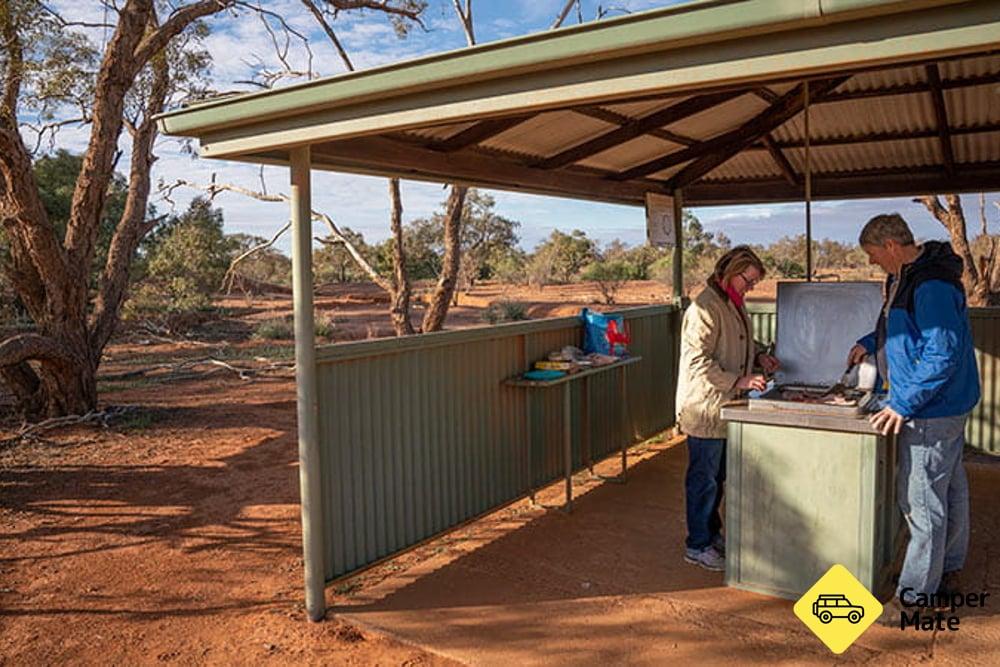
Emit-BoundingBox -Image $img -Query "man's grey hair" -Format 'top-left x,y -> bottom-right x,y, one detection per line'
858,213 -> 915,247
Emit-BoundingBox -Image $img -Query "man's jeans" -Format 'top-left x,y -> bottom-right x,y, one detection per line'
896,414 -> 970,603
685,436 -> 726,551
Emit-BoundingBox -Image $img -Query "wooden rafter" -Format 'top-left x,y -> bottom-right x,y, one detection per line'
761,134 -> 798,186
431,113 -> 535,152
925,63 -> 956,176
823,70 -> 1000,104
309,135 -> 655,204
614,76 -> 848,183
754,87 -> 779,103
533,90 -> 746,170
757,122 -> 1000,150
665,77 -> 849,190
683,162 -> 1000,206
572,107 -> 697,146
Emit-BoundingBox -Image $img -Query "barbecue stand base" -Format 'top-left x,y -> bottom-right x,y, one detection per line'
721,404 -> 904,601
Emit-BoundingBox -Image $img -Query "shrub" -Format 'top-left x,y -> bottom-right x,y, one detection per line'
582,260 -> 632,305
314,315 -> 336,339
481,300 -> 530,324
253,318 -> 295,340
253,316 -> 336,340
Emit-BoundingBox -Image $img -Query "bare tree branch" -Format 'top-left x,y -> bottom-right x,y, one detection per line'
980,192 -> 988,237
38,2 -> 116,29
133,1 -> 235,67
165,178 -> 392,292
550,0 -> 576,29
301,0 -> 354,71
223,221 -> 291,293
452,0 -> 474,46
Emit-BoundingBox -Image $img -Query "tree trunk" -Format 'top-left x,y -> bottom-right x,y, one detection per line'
388,178 -> 415,336
422,186 -> 467,332
0,332 -> 95,419
915,194 -> 998,306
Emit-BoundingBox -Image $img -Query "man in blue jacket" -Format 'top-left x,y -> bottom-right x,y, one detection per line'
847,214 -> 980,625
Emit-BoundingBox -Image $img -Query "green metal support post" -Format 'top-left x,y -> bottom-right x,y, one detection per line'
290,146 -> 325,621
672,189 -> 684,304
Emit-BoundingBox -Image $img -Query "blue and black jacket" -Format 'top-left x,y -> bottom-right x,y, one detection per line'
856,241 -> 980,419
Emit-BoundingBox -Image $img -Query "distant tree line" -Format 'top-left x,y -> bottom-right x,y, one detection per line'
0,153 -> 971,333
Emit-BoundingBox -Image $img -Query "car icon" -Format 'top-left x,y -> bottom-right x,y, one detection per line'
812,594 -> 865,624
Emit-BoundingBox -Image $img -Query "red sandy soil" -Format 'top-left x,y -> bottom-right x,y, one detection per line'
5,278 -> 997,666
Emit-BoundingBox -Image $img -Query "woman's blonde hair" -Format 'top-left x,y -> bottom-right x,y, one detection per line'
712,245 -> 766,286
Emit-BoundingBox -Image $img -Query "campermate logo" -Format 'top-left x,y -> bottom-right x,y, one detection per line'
793,564 -> 882,654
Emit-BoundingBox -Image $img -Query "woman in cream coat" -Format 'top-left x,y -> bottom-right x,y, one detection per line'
676,246 -> 779,571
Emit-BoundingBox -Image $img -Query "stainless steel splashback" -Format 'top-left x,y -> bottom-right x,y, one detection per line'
772,281 -> 883,387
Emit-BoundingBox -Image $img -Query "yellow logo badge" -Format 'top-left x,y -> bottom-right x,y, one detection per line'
793,564 -> 883,654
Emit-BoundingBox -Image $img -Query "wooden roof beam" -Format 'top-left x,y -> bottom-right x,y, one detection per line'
533,89 -> 746,170
822,70 -> 1000,103
615,76 -> 849,183
754,87 -> 779,103
683,162 -> 1000,205
431,113 -> 536,152
762,133 -> 799,186
664,76 -> 850,189
572,106 -> 697,146
760,122 -> 1000,150
925,64 -> 956,176
311,135 -> 655,205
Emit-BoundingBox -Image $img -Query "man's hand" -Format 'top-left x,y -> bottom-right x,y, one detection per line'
847,344 -> 868,367
869,405 -> 906,435
756,353 -> 780,374
735,374 -> 768,392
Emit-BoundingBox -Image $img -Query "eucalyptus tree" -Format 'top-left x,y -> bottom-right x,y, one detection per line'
0,0 -> 425,419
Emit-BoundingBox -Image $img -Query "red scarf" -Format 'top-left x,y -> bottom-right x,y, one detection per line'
720,278 -> 744,309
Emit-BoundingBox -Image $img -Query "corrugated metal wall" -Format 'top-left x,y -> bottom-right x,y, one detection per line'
747,301 -> 1000,456
746,302 -> 777,345
314,305 -> 680,580
968,308 -> 1000,455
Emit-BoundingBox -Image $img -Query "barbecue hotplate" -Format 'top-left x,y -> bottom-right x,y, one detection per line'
747,282 -> 883,417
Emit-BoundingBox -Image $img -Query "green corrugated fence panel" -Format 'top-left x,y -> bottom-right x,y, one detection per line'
316,305 -> 680,580
968,308 -> 1000,456
746,302 -> 777,346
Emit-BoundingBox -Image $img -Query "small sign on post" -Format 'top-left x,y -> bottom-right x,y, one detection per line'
645,192 -> 675,247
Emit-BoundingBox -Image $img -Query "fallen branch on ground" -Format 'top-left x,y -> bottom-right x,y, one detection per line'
98,356 -> 295,384
0,406 -> 138,449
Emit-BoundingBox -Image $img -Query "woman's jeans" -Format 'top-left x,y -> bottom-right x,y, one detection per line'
896,414 -> 970,603
685,436 -> 726,551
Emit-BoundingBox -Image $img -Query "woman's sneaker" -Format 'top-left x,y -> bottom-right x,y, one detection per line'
684,546 -> 725,572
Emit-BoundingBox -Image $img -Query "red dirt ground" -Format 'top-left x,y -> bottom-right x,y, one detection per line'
3,279 -> 998,665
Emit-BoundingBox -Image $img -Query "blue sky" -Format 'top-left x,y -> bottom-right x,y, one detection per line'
44,0 -> 999,254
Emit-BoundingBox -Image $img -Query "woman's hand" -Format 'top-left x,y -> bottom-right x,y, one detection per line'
846,344 -> 868,367
735,374 -> 768,392
756,353 -> 780,374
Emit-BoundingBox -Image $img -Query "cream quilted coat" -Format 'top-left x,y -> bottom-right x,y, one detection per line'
676,280 -> 757,439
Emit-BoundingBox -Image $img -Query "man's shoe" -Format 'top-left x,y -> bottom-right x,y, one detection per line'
711,533 -> 726,557
877,597 -> 905,627
684,546 -> 725,572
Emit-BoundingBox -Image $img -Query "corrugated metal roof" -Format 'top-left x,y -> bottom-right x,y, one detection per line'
666,94 -> 771,140
482,110 -> 611,157
162,1 -> 1000,206
323,50 -> 999,204
404,122 -> 477,142
577,135 -> 685,172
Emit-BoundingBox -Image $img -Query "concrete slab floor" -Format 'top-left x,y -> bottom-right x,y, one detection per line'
332,439 -> 1000,665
